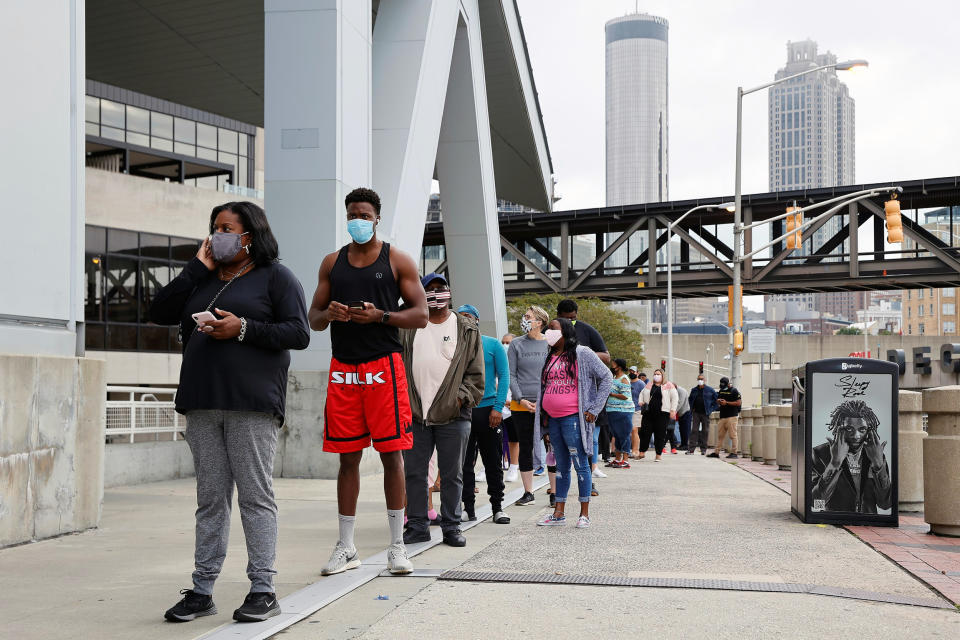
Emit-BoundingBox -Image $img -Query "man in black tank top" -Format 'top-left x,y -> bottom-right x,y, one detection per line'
309,188 -> 428,576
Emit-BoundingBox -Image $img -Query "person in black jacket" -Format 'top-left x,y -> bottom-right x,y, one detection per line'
811,400 -> 891,514
150,201 -> 309,624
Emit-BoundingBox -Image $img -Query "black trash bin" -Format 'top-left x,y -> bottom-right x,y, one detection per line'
791,358 -> 899,526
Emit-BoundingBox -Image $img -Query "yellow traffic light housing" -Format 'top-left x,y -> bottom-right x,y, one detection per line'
727,285 -> 742,328
733,329 -> 744,355
885,195 -> 903,244
786,206 -> 803,251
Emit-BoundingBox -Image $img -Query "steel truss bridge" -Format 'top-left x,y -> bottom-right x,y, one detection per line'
424,175 -> 960,300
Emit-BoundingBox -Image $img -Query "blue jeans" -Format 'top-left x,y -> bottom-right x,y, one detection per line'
606,411 -> 633,454
548,414 -> 592,503
592,425 -> 600,464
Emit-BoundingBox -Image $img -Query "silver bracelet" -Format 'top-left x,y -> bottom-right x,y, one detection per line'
237,317 -> 248,342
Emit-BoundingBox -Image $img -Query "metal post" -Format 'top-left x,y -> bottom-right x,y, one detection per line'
732,86 -> 744,388
667,224 -> 673,379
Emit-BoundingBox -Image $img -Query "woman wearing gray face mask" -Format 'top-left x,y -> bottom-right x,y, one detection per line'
150,201 -> 310,624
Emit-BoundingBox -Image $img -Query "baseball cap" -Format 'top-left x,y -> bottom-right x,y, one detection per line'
421,272 -> 448,288
456,304 -> 480,319
629,366 -> 638,373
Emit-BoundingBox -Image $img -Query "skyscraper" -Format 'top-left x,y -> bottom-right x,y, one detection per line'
605,13 -> 668,206
767,40 -> 856,323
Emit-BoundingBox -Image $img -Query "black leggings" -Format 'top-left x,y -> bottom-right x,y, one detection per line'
513,410 -> 536,472
639,412 -> 668,455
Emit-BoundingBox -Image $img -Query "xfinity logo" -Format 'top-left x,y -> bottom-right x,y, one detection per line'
331,371 -> 386,385
841,362 -> 863,371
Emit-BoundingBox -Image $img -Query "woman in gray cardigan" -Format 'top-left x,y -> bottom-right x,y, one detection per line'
534,318 -> 612,528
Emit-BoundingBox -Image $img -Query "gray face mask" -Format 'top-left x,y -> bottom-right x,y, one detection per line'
210,231 -> 250,263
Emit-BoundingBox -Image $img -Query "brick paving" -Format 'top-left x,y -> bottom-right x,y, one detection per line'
727,455 -> 960,607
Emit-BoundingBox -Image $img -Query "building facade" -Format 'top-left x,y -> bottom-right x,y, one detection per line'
605,13 -> 668,207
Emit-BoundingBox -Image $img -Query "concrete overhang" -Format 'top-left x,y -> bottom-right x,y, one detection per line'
86,0 -> 553,211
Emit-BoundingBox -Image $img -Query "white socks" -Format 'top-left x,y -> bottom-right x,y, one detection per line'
386,509 -> 405,546
338,513 -> 356,551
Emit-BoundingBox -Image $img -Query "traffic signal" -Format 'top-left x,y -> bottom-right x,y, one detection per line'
698,361 -> 704,374
786,206 -> 803,251
660,359 -> 666,372
885,196 -> 903,243
733,330 -> 744,355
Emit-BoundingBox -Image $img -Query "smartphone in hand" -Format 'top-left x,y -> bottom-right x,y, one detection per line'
192,311 -> 217,326
346,300 -> 365,310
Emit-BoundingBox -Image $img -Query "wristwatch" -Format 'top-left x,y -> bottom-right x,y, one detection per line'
381,310 -> 391,324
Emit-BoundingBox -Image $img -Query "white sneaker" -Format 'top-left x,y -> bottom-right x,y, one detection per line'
593,468 -> 608,479
576,516 -> 591,529
476,468 -> 486,483
504,467 -> 519,483
387,543 -> 413,575
536,513 -> 566,526
321,541 -> 360,575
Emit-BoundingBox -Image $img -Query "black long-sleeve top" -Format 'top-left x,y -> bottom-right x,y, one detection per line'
150,258 -> 310,420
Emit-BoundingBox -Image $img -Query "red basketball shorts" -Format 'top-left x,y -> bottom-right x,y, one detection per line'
323,352 -> 413,454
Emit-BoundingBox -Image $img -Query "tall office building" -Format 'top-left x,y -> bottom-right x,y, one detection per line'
767,40 -> 856,324
605,13 -> 668,206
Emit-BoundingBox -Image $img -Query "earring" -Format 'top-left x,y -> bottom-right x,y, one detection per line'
244,243 -> 252,255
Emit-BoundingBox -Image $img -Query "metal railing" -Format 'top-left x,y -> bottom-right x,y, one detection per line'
105,386 -> 182,443
222,183 -> 264,200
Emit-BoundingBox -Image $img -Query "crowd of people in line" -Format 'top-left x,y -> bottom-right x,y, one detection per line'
150,189 -> 745,625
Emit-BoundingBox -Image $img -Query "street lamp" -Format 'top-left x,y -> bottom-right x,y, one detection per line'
667,202 -> 734,381
730,58 -> 868,388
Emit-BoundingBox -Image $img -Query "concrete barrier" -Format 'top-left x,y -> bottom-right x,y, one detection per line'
921,386 -> 960,535
104,441 -> 196,488
738,409 -> 752,457
0,355 -> 105,548
762,406 -> 778,465
708,411 -> 719,448
749,408 -> 764,462
776,405 -> 792,470
898,390 -> 924,512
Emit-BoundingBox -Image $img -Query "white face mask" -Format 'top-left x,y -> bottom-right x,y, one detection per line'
698,380 -> 705,387
653,374 -> 663,383
544,329 -> 562,346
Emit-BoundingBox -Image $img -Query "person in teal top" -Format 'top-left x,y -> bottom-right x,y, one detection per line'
457,305 -> 511,524
605,358 -> 636,468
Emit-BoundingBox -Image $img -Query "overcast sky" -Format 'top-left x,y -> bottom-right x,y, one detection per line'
516,0 -> 960,209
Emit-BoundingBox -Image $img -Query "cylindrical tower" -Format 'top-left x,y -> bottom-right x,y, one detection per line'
605,13 -> 669,206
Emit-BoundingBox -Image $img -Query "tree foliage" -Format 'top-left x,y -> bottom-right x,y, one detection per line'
836,327 -> 863,335
504,293 -> 648,370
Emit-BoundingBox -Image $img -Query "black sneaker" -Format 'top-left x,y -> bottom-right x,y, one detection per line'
515,491 -> 535,506
164,589 -> 216,622
706,452 -> 720,458
403,528 -> 431,544
726,453 -> 739,459
685,450 -> 695,455
590,483 -> 599,497
233,592 -> 280,623
462,507 -> 477,522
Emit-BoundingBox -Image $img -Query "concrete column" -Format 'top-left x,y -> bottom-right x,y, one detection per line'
435,10 -> 507,338
372,0 -> 460,256
739,414 -> 752,458
922,386 -> 960,536
708,411 -> 719,448
265,0 -> 373,370
898,390 -> 925,512
776,405 -> 792,470
762,405 -> 778,465
749,409 -> 764,462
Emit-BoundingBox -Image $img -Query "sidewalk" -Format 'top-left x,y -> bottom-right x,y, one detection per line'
2,452 -> 958,640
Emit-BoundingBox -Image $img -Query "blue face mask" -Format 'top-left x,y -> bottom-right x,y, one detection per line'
347,218 -> 376,244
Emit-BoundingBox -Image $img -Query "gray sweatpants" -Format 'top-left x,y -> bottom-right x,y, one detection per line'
185,410 -> 279,595
404,420 -> 470,534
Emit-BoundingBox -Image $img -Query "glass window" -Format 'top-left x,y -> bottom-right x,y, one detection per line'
108,228 -> 138,255
945,321 -> 956,334
85,323 -> 106,350
151,137 -> 173,152
196,146 -> 217,161
86,226 -> 107,255
174,142 -> 195,157
85,122 -> 100,137
197,123 -> 217,149
126,131 -> 150,147
139,326 -> 171,352
174,117 -> 196,144
139,261 -> 170,322
85,96 -> 100,123
172,237 -> 202,262
104,256 -> 139,323
126,106 -> 150,134
218,152 -> 237,178
140,234 -> 169,260
101,99 -> 125,129
919,323 -> 925,335
238,157 -> 247,187
151,112 -> 173,140
85,256 -> 105,323
107,324 -> 138,351
238,133 -> 248,156
218,128 -> 238,154
919,306 -> 924,317
944,288 -> 955,297
101,126 -> 124,142
944,304 -> 956,316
